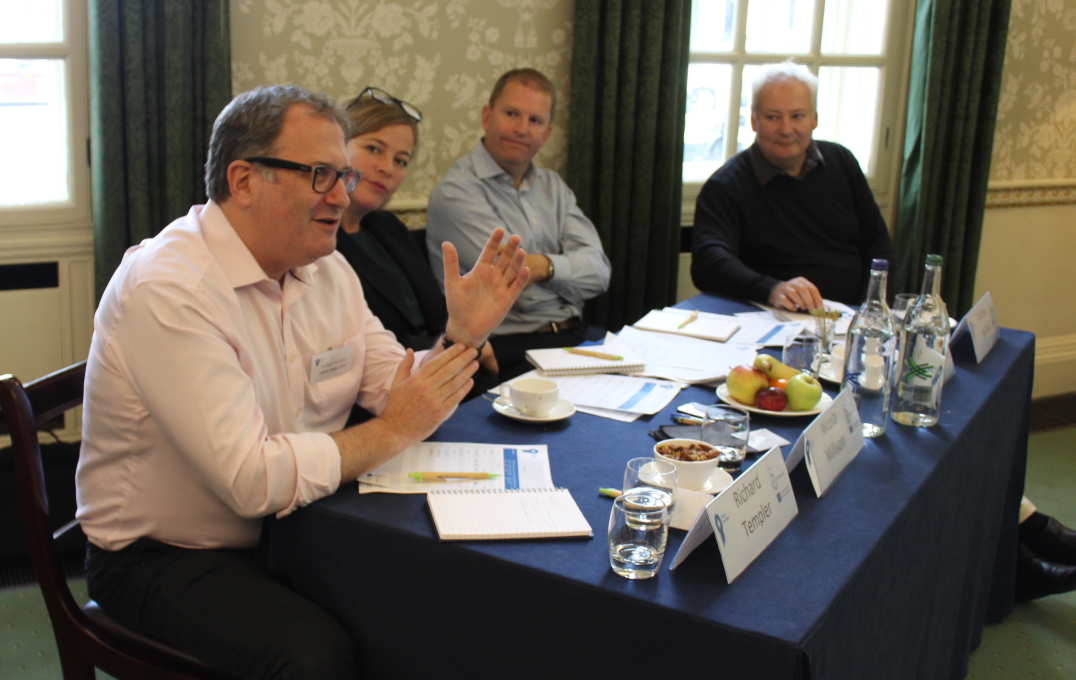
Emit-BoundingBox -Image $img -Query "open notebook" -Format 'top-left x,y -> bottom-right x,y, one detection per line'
426,488 -> 593,541
524,346 -> 644,376
633,308 -> 741,342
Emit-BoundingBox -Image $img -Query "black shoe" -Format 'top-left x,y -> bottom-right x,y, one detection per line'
1020,513 -> 1076,565
1015,543 -> 1076,602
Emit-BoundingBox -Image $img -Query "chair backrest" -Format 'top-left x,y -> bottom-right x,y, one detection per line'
0,362 -> 227,680
1,362 -> 86,623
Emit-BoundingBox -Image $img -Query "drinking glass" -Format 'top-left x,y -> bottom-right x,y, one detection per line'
622,457 -> 677,510
699,405 -> 750,470
891,293 -> 917,329
813,308 -> 837,354
783,333 -> 822,376
608,491 -> 669,580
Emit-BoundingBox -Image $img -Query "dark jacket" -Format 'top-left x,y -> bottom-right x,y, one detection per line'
335,211 -> 496,407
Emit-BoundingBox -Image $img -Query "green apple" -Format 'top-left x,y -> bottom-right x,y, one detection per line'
726,364 -> 769,406
785,372 -> 823,411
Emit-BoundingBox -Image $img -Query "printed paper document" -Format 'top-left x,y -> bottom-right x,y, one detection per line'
358,442 -> 553,494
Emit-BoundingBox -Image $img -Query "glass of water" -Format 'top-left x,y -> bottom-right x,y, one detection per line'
699,405 -> 750,471
622,457 -> 677,510
608,492 -> 669,580
891,293 -> 918,329
783,333 -> 823,376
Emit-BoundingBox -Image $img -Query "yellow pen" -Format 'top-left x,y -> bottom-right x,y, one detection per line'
565,347 -> 623,361
677,310 -> 699,329
409,472 -> 499,482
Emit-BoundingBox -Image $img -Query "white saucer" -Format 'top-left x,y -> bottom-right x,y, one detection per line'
816,355 -> 843,384
716,384 -> 833,417
492,396 -> 576,423
684,468 -> 734,495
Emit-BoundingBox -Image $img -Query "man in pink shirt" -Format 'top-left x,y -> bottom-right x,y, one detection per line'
76,85 -> 529,679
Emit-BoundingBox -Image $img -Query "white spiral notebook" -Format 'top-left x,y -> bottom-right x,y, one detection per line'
426,487 -> 593,541
524,345 -> 644,376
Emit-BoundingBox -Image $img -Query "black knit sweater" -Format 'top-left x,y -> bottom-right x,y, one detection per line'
691,141 -> 893,306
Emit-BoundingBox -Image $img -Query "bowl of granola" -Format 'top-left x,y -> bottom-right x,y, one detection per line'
653,439 -> 720,491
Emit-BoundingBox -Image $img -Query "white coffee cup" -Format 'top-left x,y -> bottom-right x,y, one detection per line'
507,377 -> 559,417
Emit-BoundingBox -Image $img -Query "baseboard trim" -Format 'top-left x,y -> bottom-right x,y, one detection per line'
1037,333 -> 1076,365
1031,392 -> 1076,432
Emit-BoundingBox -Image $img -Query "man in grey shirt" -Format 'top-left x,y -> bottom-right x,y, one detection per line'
427,67 -> 610,380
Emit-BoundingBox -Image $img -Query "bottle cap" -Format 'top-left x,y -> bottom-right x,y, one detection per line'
925,253 -> 943,266
870,258 -> 889,270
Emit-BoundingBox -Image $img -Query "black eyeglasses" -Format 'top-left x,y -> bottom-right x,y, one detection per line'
347,86 -> 422,122
245,157 -> 360,194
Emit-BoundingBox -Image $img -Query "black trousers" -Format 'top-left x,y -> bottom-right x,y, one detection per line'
489,326 -> 586,382
86,538 -> 359,680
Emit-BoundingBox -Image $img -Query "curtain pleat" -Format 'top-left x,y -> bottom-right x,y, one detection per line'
89,0 -> 231,299
895,0 -> 1011,315
567,0 -> 691,330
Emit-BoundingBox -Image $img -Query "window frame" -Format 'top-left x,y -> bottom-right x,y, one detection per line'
681,0 -> 916,227
0,0 -> 90,230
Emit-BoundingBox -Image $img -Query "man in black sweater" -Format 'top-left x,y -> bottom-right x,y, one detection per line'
693,67 -> 1076,603
691,62 -> 894,310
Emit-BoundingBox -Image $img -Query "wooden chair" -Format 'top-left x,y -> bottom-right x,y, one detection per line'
0,362 -> 228,680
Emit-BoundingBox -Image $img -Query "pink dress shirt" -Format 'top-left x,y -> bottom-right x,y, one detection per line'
76,202 -> 412,551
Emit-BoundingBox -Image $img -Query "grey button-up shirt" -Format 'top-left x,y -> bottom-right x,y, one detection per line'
427,141 -> 611,334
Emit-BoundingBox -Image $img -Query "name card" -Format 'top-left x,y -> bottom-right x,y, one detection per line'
951,292 -> 999,363
668,447 -> 798,583
790,388 -> 864,497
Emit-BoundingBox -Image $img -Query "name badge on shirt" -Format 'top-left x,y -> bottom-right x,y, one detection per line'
310,345 -> 354,383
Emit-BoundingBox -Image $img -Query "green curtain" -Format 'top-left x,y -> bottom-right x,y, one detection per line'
894,0 -> 1011,316
567,0 -> 691,331
88,0 -> 232,299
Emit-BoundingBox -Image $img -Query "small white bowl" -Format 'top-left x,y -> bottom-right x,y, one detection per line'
653,438 -> 720,491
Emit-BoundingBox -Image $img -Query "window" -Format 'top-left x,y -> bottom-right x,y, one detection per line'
0,0 -> 89,227
682,0 -> 915,223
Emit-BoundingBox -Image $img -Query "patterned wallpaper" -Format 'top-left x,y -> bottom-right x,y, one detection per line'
230,0 -> 1073,210
989,0 -> 1076,185
230,0 -> 574,213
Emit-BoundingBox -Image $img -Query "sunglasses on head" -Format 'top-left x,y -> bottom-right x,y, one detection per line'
347,86 -> 422,122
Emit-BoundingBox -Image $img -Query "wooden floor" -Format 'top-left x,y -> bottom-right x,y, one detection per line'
1030,392 -> 1076,432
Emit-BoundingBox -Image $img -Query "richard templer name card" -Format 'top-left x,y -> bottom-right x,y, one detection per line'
669,446 -> 798,582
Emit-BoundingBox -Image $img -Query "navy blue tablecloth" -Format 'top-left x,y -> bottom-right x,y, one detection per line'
267,294 -> 1033,680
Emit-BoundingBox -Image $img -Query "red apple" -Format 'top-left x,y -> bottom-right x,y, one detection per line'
756,386 -> 788,411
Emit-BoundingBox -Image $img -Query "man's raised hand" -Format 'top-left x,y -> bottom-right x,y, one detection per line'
442,228 -> 530,346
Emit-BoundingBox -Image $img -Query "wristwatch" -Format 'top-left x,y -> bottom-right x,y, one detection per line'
442,334 -> 487,354
545,255 -> 555,281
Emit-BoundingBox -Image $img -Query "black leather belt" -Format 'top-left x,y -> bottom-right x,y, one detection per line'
538,317 -> 582,334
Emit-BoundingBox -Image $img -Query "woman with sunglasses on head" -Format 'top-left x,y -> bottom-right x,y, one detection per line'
338,87 -> 500,397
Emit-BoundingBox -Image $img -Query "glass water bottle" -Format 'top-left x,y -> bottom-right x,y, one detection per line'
891,254 -> 949,427
841,259 -> 895,437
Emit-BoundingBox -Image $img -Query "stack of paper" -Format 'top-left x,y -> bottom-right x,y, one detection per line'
729,314 -> 806,347
614,325 -> 756,385
498,370 -> 684,423
749,300 -> 856,336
